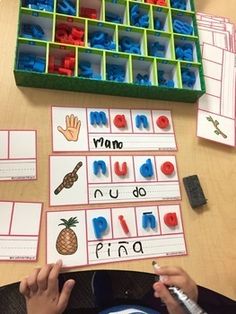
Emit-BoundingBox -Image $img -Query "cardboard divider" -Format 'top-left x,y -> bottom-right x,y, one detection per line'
180,64 -> 201,90
157,60 -> 181,88
128,1 -> 152,29
79,0 -> 103,20
48,43 -> 76,76
169,0 -> 193,11
132,56 -> 157,85
171,11 -> 195,36
87,20 -> 117,51
118,26 -> 146,55
78,48 -> 104,79
16,40 -> 47,73
152,5 -> 170,32
105,0 -> 128,25
174,35 -> 198,63
105,52 -> 131,83
54,15 -> 86,46
146,30 -> 172,59
19,9 -> 54,41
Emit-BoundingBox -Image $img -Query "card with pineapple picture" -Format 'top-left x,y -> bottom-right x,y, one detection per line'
46,204 -> 187,267
46,210 -> 87,266
51,106 -> 177,153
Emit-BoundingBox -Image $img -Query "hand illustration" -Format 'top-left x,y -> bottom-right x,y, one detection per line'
57,114 -> 81,142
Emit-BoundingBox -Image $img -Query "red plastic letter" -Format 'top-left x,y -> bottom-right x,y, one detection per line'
114,161 -> 127,176
113,114 -> 127,128
156,115 -> 169,129
118,215 -> 129,234
164,212 -> 178,227
161,161 -> 174,175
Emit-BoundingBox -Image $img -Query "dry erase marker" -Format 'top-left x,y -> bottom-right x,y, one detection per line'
152,261 -> 208,314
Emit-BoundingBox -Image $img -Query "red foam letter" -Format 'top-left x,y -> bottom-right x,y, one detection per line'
164,212 -> 178,227
113,114 -> 127,128
118,215 -> 129,234
114,161 -> 127,176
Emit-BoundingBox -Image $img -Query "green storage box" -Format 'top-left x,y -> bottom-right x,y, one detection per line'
14,0 -> 205,102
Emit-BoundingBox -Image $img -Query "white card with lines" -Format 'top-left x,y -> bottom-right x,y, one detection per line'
0,130 -> 37,181
46,204 -> 186,267
197,12 -> 236,147
0,201 -> 42,261
51,107 -> 177,152
197,44 -> 236,146
49,155 -> 181,206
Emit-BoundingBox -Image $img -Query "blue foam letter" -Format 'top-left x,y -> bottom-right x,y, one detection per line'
135,114 -> 148,128
142,212 -> 156,229
92,216 -> 108,238
93,160 -> 107,175
90,111 -> 107,126
140,158 -> 153,177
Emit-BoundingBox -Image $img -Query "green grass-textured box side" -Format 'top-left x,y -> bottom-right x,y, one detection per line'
14,69 -> 204,102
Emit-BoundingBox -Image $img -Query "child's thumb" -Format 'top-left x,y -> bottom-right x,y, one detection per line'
154,282 -> 185,314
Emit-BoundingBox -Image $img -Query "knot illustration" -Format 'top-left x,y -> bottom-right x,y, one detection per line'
54,161 -> 83,195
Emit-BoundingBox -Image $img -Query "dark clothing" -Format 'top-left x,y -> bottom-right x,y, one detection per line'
65,269 -> 236,314
197,285 -> 236,314
0,269 -> 235,314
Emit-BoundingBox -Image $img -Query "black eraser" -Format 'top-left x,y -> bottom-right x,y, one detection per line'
183,175 -> 207,209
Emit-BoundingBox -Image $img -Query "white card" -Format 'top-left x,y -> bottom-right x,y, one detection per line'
0,201 -> 42,261
197,15 -> 236,147
46,204 -> 186,267
51,107 -> 177,152
49,155 -> 181,206
0,130 -> 37,181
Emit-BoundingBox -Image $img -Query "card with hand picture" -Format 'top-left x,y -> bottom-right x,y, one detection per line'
51,107 -> 177,153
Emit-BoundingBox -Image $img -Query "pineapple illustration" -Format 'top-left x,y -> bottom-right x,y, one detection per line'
56,217 -> 79,255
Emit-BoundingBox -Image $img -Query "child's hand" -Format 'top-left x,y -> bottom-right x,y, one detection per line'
153,266 -> 198,314
19,260 -> 75,314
